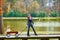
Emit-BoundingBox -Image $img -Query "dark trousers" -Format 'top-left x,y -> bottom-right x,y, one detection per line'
27,23 -> 37,35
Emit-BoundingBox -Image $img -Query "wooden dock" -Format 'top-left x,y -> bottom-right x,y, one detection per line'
0,34 -> 60,40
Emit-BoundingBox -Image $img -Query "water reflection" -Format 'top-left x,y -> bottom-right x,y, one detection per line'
34,21 -> 60,27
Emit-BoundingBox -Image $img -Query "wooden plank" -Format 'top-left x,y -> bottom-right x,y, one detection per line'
0,35 -> 60,40
0,35 -> 60,38
0,35 -> 60,39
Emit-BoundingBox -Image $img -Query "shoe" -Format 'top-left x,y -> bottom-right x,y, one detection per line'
35,34 -> 37,35
27,35 -> 30,36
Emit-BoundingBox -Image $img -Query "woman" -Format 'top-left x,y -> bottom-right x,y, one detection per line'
27,13 -> 37,36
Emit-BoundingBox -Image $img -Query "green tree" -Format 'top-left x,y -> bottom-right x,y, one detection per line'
38,12 -> 47,17
31,12 -> 37,17
50,11 -> 58,17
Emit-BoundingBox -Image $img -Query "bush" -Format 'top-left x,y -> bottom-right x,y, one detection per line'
3,12 -> 8,17
38,12 -> 48,17
50,11 -> 58,17
58,11 -> 60,17
30,11 -> 48,17
31,12 -> 37,17
3,9 -> 27,17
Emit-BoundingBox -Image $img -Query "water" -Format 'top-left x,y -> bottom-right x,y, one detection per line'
34,21 -> 60,27
3,19 -> 60,34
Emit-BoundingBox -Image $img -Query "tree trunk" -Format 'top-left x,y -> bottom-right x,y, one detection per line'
0,16 -> 3,34
0,0 -> 4,34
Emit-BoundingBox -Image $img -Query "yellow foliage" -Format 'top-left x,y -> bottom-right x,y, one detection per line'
20,5 -> 28,13
32,1 -> 39,9
28,6 -> 32,11
20,6 -> 24,10
19,1 -> 39,13
22,9 -> 28,13
20,7 -> 27,13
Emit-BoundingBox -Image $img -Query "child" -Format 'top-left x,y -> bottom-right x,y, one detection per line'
6,25 -> 11,33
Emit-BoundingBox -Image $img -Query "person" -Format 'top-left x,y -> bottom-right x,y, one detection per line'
6,25 -> 11,33
27,13 -> 37,36
6,25 -> 11,37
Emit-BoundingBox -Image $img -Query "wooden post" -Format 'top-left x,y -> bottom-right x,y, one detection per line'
22,38 -> 27,40
59,38 -> 60,40
0,38 -> 4,40
0,0 -> 4,34
40,38 -> 49,40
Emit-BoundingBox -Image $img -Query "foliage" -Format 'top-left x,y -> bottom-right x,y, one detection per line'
33,1 -> 39,7
38,12 -> 48,17
31,1 -> 39,10
50,11 -> 58,17
58,11 -> 60,17
4,10 -> 59,17
3,9 -> 27,17
30,12 -> 37,17
7,0 -> 18,3
3,12 -> 8,17
3,0 -> 59,17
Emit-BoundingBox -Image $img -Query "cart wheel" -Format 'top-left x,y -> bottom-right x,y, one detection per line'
15,34 -> 18,37
6,34 -> 10,37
